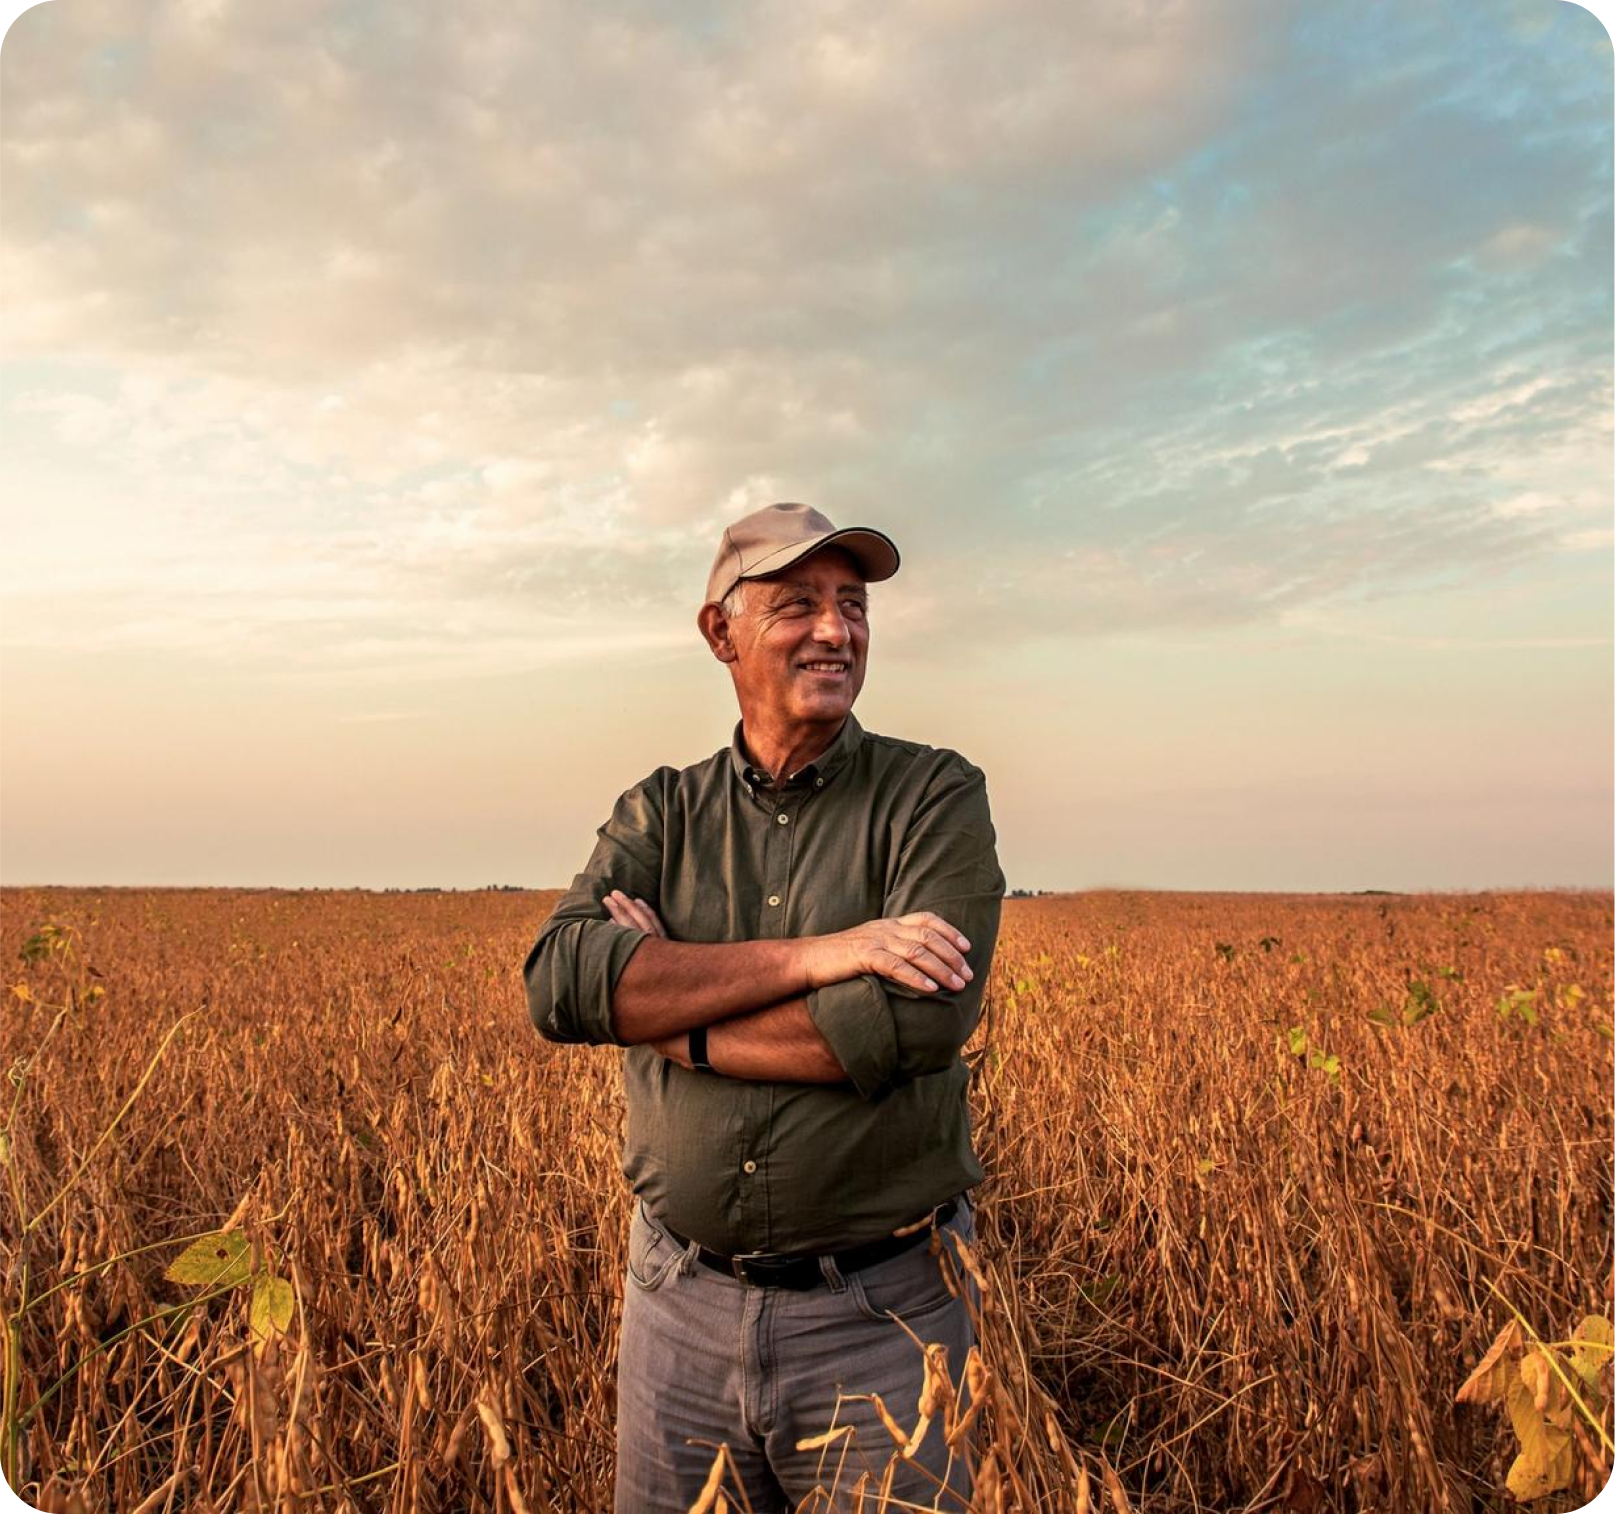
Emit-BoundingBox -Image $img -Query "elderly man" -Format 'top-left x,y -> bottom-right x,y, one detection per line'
524,502 -> 1003,1512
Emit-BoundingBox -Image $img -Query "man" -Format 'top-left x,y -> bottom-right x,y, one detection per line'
524,502 -> 1004,1512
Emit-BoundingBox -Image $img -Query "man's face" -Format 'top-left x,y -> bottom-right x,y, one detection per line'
725,546 -> 869,732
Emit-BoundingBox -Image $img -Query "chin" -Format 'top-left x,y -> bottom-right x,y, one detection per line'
803,692 -> 857,721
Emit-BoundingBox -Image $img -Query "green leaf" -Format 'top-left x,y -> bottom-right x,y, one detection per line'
1286,1025 -> 1309,1058
1094,1411 -> 1126,1449
165,1231 -> 251,1288
1497,986 -> 1539,1026
250,1272 -> 295,1342
1366,1004 -> 1398,1028
1079,1273 -> 1120,1306
1402,979 -> 1439,1025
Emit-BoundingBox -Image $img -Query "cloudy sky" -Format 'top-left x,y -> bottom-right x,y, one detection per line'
1,0 -> 1610,892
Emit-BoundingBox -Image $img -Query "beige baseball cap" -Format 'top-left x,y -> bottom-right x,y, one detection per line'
704,502 -> 900,607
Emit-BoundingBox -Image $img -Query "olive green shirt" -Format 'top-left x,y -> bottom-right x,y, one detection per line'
523,713 -> 1004,1255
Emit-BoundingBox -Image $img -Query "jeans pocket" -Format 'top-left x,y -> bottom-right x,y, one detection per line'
847,1238 -> 961,1323
626,1205 -> 684,1293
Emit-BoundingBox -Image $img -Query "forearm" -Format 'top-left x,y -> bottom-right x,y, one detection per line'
601,887 -> 973,1058
610,935 -> 815,1044
656,998 -> 848,1083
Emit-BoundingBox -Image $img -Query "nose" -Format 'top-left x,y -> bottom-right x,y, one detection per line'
812,600 -> 850,646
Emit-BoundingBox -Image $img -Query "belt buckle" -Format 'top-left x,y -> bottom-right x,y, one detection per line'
731,1250 -> 802,1287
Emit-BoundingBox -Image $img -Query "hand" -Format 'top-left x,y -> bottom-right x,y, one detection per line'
805,912 -> 973,995
603,889 -> 669,939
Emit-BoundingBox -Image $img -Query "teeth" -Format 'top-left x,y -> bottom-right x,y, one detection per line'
803,663 -> 845,671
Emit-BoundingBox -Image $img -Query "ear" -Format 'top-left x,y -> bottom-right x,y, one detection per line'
698,602 -> 739,664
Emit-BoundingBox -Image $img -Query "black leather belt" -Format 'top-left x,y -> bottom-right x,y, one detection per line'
664,1199 -> 959,1290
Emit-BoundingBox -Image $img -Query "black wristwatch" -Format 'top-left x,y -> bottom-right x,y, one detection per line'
689,1024 -> 716,1074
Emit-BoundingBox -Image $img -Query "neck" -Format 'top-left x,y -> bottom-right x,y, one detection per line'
741,714 -> 845,786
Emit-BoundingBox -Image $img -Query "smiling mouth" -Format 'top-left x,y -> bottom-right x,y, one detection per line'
799,661 -> 849,674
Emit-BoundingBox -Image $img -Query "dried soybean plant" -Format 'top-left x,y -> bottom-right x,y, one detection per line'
0,885 -> 1609,1512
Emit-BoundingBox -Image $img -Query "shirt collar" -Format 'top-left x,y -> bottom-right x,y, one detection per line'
728,713 -> 864,795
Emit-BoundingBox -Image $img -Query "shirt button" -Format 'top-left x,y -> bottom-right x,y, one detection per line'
767,895 -> 781,907
742,1160 -> 757,1174
814,777 -> 825,788
776,812 -> 790,825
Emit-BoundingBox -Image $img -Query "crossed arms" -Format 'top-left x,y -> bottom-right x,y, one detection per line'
524,755 -> 1003,1100
598,890 -> 973,1083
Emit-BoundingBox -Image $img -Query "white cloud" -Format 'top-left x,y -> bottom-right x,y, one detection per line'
0,0 -> 1607,672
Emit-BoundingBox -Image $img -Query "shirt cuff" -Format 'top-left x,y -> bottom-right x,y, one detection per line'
530,918 -> 649,1046
806,975 -> 898,1100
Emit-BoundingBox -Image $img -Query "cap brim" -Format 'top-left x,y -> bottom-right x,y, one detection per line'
741,527 -> 900,587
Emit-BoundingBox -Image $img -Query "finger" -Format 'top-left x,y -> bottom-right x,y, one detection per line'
623,896 -> 666,938
896,911 -> 971,953
613,894 -> 659,935
623,898 -> 662,930
912,947 -> 969,990
896,928 -> 971,987
915,927 -> 972,981
873,949 -> 942,993
603,890 -> 651,932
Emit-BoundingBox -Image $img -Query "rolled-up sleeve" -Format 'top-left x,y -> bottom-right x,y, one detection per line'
523,775 -> 668,1046
806,755 -> 1004,1099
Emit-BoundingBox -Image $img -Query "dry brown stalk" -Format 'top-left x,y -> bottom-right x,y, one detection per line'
0,886 -> 1607,1511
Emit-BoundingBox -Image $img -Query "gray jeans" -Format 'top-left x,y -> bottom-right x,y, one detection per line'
615,1199 -> 977,1513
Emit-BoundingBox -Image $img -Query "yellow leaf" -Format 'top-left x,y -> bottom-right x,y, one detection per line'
1506,1369 -> 1575,1500
250,1272 -> 294,1342
1456,1320 -> 1522,1406
1520,1350 -> 1571,1419
164,1231 -> 251,1288
1505,1432 -> 1575,1501
10,983 -> 31,1003
1570,1316 -> 1613,1387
